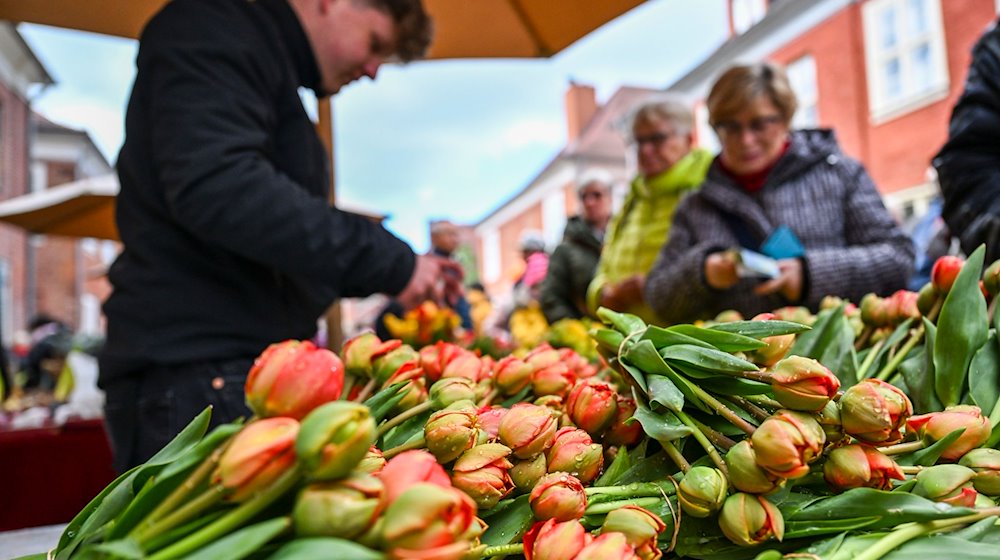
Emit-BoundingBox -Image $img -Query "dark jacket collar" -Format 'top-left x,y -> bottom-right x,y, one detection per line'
256,0 -> 322,93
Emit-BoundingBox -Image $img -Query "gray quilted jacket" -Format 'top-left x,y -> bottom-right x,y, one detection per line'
644,129 -> 914,325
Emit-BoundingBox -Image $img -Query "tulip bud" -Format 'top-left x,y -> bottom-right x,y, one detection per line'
380,483 -> 480,555
293,473 -> 384,539
378,449 -> 452,503
499,403 -> 558,459
769,356 -> 841,412
477,405 -> 508,440
984,259 -> 1000,297
441,349 -> 487,382
494,355 -> 534,396
523,519 -> 591,560
714,310 -> 744,323
546,427 -> 603,484
511,453 -> 548,493
429,377 -> 478,410
565,380 -> 619,438
906,405 -> 991,461
245,340 -> 345,420
916,282 -> 939,317
839,379 -> 912,444
886,289 -> 920,323
859,293 -> 888,327
748,313 -> 795,367
914,464 -> 978,507
823,444 -> 904,491
814,399 -> 844,444
451,443 -> 515,509
600,506 -> 665,560
725,440 -> 783,495
342,333 -> 402,377
718,493 -> 784,547
559,347 -> 598,379
213,417 -> 299,502
931,255 -> 965,294
678,466 -> 728,518
959,448 -> 1000,496
296,401 -> 376,480
531,362 -> 577,399
604,396 -> 643,448
772,306 -> 814,325
372,345 -> 420,386
751,410 -> 826,480
424,407 -> 484,464
576,531 -> 641,560
530,472 -> 587,521
356,445 -> 386,475
418,341 -> 464,382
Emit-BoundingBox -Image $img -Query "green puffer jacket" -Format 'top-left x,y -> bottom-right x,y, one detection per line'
540,216 -> 603,323
586,148 -> 713,325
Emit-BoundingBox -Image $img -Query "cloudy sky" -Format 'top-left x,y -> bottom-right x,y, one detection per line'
20,0 -> 728,252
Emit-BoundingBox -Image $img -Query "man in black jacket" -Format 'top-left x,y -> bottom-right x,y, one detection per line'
934,18 -> 1000,266
101,0 -> 450,471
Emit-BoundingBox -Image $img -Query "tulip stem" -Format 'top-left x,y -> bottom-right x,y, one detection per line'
340,374 -> 357,400
584,496 -> 663,515
729,396 -> 771,423
853,508 -> 1000,560
743,394 -> 784,410
879,440 -> 926,456
856,338 -> 886,379
735,370 -> 773,384
688,416 -> 737,451
147,465 -> 303,560
873,324 -> 924,382
676,410 -> 729,477
377,400 -> 434,438
477,388 -> 500,408
660,440 -> 691,473
855,325 -> 874,351
382,435 -> 427,459
481,543 -> 524,558
688,384 -> 757,435
585,480 -> 677,499
354,378 -> 377,403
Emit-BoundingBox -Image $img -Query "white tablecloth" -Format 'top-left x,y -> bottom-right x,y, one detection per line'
0,524 -> 64,559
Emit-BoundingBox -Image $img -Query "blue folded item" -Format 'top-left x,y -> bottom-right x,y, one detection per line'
761,225 -> 805,260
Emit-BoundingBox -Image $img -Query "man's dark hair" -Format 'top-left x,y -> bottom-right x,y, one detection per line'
370,0 -> 433,61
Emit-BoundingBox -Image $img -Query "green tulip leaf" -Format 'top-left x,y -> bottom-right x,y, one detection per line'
641,325 -> 715,350
500,385 -> 533,408
630,402 -> 693,442
364,382 -> 409,423
785,488 -> 975,533
881,535 -> 1000,559
894,429 -> 969,467
666,324 -> 766,352
710,320 -> 811,339
934,245 -> 989,407
861,319 -> 915,379
594,443 -> 632,486
266,537 -> 385,560
597,307 -> 647,336
790,305 -> 843,360
659,344 -> 759,374
379,408 -> 432,450
480,494 -> 533,547
616,449 -> 681,484
184,517 -> 290,560
81,538 -> 144,559
647,374 -> 685,412
620,360 -> 649,394
970,331 -> 1000,413
950,516 -> 1000,543
899,345 -> 938,415
697,376 -> 772,396
55,407 -> 213,560
8,555 -> 46,560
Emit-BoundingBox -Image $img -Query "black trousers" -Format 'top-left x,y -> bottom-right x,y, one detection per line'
103,358 -> 254,473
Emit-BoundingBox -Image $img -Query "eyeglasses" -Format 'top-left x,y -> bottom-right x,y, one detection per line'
631,132 -> 674,148
712,115 -> 785,139
579,190 -> 606,201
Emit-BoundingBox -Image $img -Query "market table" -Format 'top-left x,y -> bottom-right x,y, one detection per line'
0,418 -> 116,532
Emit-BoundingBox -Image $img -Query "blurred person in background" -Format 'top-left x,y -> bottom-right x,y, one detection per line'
540,172 -> 613,323
644,62 -> 913,324
586,98 -> 713,325
429,220 -> 473,330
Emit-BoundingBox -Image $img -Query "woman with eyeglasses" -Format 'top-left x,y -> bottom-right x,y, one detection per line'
644,62 -> 913,324
585,98 -> 714,325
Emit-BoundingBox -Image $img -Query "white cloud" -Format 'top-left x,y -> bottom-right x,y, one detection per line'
34,96 -> 124,161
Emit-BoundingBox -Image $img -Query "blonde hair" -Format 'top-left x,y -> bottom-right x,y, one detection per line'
707,62 -> 798,126
630,97 -> 695,136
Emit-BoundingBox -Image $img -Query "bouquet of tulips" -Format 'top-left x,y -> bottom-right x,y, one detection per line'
26,247 -> 1000,560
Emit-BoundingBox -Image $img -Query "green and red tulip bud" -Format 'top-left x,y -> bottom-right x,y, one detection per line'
380,483 -> 481,557
713,309 -> 745,323
357,445 -> 386,475
959,448 -> 1000,495
576,532 -> 640,560
383,360 -> 428,412
749,313 -> 795,367
511,453 -> 548,493
885,289 -> 920,323
213,416 -> 299,502
750,409 -> 826,480
451,443 -> 515,509
822,444 -> 903,491
499,402 -> 558,460
839,378 -> 912,444
531,362 -> 577,399
815,399 -> 845,444
429,377 -> 478,409
533,395 -> 572,428
424,406 -> 485,464
859,293 -> 890,328
913,464 -> 978,508
772,305 -> 814,325
494,355 -> 534,396
931,255 -> 965,294
441,349 -> 488,383
603,395 -> 643,448
725,440 -> 784,495
983,259 -> 1000,297
293,473 -> 385,539
296,400 -> 376,481
373,345 -> 420,386
600,505 -> 665,560
906,405 -> 991,461
342,332 -> 402,377
477,405 -> 507,440
378,449 -> 452,503
245,339 -> 345,420
678,466 -> 728,518
917,282 -> 940,317
419,341 -> 465,382
545,427 -> 603,484
529,472 -> 588,521
523,519 -> 592,560
769,356 -> 841,412
559,347 -> 598,379
718,493 -> 785,547
565,379 -> 619,438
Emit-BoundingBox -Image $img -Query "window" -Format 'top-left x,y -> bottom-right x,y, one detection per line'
483,230 -> 500,284
787,55 -> 820,128
732,0 -> 768,35
863,0 -> 949,120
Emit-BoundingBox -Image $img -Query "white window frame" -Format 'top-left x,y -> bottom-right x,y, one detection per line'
732,0 -> 768,35
862,0 -> 949,122
787,54 -> 820,129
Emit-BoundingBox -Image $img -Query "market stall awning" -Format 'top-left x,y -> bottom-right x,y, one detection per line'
0,175 -> 118,240
0,0 -> 647,59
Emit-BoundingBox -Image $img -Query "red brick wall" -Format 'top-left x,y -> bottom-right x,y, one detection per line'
36,162 -> 81,328
481,203 -> 545,299
0,82 -> 31,339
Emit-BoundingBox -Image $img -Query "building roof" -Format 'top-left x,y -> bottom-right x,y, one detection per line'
32,111 -> 111,170
0,23 -> 54,97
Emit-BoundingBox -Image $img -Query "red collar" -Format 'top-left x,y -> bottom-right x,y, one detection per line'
719,140 -> 791,193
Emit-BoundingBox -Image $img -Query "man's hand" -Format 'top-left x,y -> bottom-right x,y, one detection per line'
600,275 -> 645,310
705,251 -> 739,290
754,258 -> 804,302
397,254 -> 465,310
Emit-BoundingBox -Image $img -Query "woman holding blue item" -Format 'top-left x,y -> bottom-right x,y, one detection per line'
644,62 -> 914,324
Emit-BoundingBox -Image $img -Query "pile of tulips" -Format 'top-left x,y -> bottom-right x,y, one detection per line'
33,247 -> 1000,560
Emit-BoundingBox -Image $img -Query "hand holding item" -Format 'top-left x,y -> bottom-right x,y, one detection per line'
601,275 -> 645,310
705,251 -> 740,290
754,258 -> 804,302
398,255 -> 464,310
